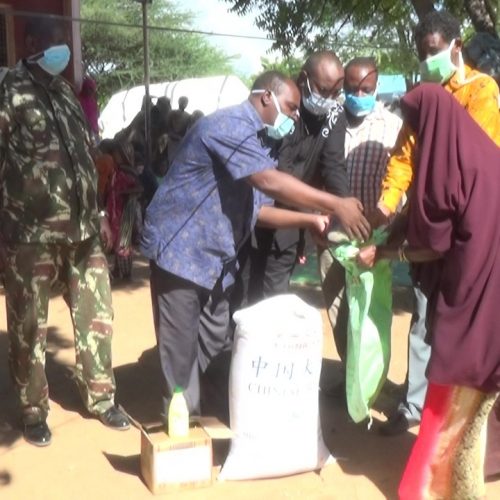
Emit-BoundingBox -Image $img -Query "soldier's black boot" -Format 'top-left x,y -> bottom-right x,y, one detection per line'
24,421 -> 52,447
98,406 -> 130,431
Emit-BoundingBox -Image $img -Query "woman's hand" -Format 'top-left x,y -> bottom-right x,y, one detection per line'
356,244 -> 377,268
99,215 -> 113,252
308,214 -> 330,248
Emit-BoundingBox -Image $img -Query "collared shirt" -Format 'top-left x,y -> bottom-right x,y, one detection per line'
345,102 -> 402,212
379,65 -> 500,213
258,101 -> 349,252
140,100 -> 276,290
0,61 -> 99,243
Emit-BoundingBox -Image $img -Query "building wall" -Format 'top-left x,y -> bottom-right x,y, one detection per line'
0,3 -> 15,66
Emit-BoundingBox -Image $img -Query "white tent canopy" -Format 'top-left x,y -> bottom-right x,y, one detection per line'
99,75 -> 250,139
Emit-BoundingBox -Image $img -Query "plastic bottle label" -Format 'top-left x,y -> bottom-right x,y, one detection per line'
168,392 -> 189,438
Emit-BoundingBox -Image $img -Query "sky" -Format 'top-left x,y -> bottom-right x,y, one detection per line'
174,0 -> 275,76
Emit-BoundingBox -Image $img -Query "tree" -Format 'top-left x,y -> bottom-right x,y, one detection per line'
224,0 -> 498,83
81,0 -> 233,105
462,0 -> 498,34
259,55 -> 304,78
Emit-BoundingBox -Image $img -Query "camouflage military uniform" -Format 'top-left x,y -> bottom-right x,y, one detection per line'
0,61 -> 116,425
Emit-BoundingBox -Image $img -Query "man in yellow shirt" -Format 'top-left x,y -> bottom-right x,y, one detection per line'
379,20 -> 499,218
376,11 -> 500,436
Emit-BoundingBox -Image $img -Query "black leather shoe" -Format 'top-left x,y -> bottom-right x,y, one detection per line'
98,406 -> 130,431
24,421 -> 52,447
379,412 -> 419,436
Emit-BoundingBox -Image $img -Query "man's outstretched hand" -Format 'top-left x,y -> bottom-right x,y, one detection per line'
335,197 -> 371,241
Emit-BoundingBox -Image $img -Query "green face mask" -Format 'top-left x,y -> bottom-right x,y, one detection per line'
419,39 -> 457,83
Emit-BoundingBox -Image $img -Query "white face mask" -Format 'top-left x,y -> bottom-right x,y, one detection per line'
251,89 -> 296,139
302,77 -> 340,116
419,39 -> 458,84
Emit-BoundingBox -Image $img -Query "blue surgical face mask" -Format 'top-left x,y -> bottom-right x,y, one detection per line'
252,89 -> 296,139
344,92 -> 377,117
302,77 -> 339,116
30,44 -> 71,76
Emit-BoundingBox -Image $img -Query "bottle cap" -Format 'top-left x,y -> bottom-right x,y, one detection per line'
173,386 -> 184,393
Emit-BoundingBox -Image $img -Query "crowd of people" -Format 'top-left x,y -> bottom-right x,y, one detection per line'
81,88 -> 204,280
1,10 -> 499,499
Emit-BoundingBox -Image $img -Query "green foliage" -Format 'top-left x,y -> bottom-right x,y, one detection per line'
225,0 -> 497,86
82,0 -> 233,105
259,55 -> 304,78
240,56 -> 304,88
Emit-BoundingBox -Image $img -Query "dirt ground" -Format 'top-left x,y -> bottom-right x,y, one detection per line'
0,257 -> 499,499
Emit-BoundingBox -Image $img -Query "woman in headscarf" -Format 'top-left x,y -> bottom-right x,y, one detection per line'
358,83 -> 500,499
78,76 -> 100,144
108,140 -> 143,280
95,140 -> 143,280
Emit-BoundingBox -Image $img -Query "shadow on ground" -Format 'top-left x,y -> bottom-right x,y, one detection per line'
114,348 -> 164,424
0,470 -> 11,486
0,326 -> 416,500
111,344 -> 414,498
103,452 -> 141,477
109,254 -> 151,294
102,351 -> 416,498
0,326 -> 86,448
44,330 -> 164,426
319,359 -> 415,500
0,277 -> 415,499
288,282 -> 414,499
0,325 -> 163,440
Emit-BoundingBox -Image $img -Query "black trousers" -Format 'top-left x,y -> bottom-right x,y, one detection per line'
232,229 -> 299,313
150,263 -> 233,416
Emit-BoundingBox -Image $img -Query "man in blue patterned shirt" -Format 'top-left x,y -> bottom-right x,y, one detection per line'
141,71 -> 370,416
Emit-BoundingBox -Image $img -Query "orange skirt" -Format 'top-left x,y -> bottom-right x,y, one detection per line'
399,383 -> 497,499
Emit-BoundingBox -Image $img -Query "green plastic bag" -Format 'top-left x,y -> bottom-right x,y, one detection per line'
331,229 -> 392,424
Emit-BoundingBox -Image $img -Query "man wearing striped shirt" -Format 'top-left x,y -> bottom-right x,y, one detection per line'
319,57 -> 402,393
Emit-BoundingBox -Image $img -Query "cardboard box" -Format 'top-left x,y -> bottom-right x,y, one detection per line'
140,417 -> 233,494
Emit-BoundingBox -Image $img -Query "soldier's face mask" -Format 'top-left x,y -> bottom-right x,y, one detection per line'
29,44 -> 71,76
